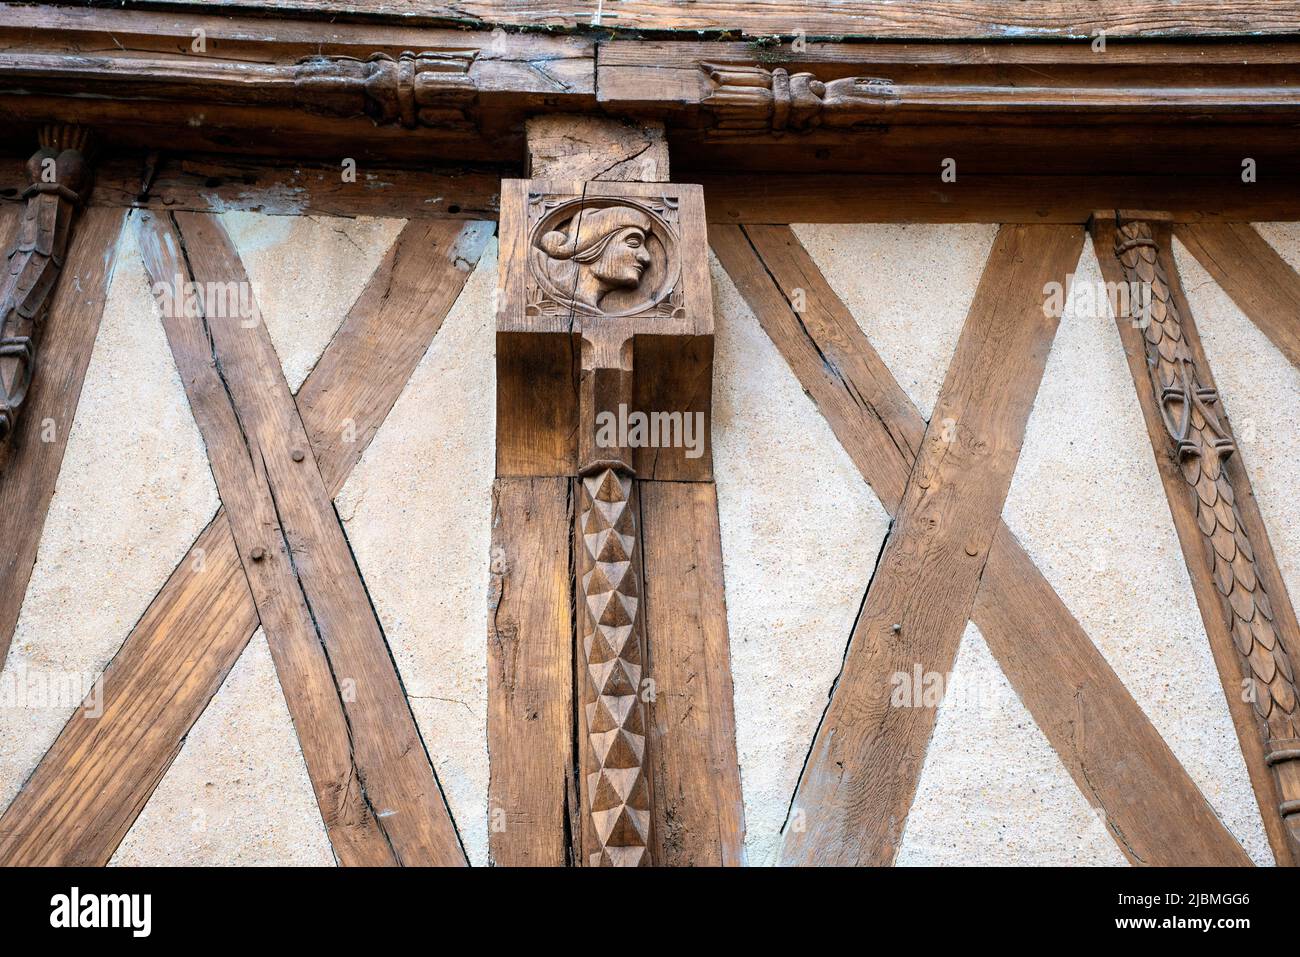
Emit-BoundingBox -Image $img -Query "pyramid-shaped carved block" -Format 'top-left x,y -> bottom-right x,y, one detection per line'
580,467 -> 651,866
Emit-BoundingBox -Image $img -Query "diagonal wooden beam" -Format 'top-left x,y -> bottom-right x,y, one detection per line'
768,223 -> 1080,866
1094,216 -> 1300,866
1175,222 -> 1300,374
0,206 -> 124,669
0,216 -> 492,865
141,209 -> 463,865
712,223 -> 1252,866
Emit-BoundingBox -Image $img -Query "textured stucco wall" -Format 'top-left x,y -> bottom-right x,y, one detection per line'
336,241 -> 498,866
999,238 -> 1270,864
710,254 -> 890,866
6,212 -> 1295,868
222,212 -> 405,392
112,630 -> 333,866
0,216 -> 219,814
897,623 -> 1124,866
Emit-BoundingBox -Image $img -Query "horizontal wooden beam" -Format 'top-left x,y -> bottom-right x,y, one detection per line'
692,173 -> 1300,225
601,39 -> 1300,116
0,153 -> 499,221
21,0 -> 1300,40
3,6 -> 1299,173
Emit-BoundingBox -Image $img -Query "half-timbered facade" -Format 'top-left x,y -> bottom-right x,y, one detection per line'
1,1 -> 1298,867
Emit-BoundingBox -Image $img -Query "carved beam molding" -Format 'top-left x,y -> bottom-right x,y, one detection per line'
2,51 -> 480,131
697,59 -> 1300,133
0,125 -> 93,447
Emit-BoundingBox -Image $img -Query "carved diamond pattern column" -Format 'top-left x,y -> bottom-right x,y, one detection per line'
579,467 -> 651,866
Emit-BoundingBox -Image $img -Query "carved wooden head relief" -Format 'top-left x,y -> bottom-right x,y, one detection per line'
526,195 -> 683,319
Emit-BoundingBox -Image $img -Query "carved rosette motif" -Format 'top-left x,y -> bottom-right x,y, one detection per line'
1114,221 -> 1300,844
0,124 -> 92,445
578,468 -> 652,866
293,51 -> 477,129
701,62 -> 897,134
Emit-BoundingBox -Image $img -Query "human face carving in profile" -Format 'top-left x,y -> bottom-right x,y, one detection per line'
530,200 -> 677,317
592,226 -> 652,293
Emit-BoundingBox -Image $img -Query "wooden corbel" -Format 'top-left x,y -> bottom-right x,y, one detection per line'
0,124 -> 93,446
497,179 -> 712,865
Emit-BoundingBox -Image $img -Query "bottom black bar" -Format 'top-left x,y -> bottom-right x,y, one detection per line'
0,865 -> 1280,943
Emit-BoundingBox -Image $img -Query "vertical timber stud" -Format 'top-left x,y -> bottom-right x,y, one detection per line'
1095,215 -> 1300,865
0,125 -> 93,449
497,116 -> 719,865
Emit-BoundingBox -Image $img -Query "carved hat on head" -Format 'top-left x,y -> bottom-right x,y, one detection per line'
537,205 -> 653,263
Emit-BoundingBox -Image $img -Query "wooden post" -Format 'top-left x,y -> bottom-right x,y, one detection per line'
498,173 -> 710,866
492,116 -> 741,866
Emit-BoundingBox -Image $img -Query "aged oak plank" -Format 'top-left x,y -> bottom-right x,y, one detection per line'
712,223 -> 1252,865
0,207 -> 124,669
693,174 -> 1300,226
300,218 -> 494,493
0,517 -> 258,865
48,1 -> 1300,40
487,476 -> 576,866
0,216 -> 490,865
1175,222 -> 1300,373
1094,216 -> 1299,866
774,223 -> 1080,866
639,480 -> 746,865
144,209 -> 464,866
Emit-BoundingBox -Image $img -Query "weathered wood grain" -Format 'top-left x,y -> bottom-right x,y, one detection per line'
0,516 -> 258,865
1094,216 -> 1298,866
486,476 -> 576,866
299,218 -> 494,493
39,1 -> 1300,40
773,223 -> 1078,866
600,39 -> 1300,113
143,209 -> 464,865
0,153 -> 502,222
712,223 -> 1253,865
0,215 -> 489,865
639,479 -> 745,865
693,174 -> 1300,226
526,116 -> 668,183
1175,222 -> 1300,373
0,206 -> 124,669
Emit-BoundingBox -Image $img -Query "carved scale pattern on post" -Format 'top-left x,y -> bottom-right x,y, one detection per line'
0,124 -> 91,445
578,466 -> 652,866
1114,220 -> 1300,844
